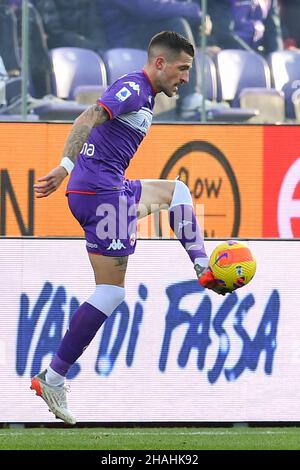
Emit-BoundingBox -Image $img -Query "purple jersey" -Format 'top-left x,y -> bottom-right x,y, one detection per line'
67,70 -> 156,193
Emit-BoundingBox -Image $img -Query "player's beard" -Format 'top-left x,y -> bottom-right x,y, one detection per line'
163,84 -> 178,97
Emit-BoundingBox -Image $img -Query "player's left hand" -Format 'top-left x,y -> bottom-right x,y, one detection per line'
198,268 -> 232,296
34,166 -> 68,198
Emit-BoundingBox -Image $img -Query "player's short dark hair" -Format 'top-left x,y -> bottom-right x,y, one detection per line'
148,31 -> 194,59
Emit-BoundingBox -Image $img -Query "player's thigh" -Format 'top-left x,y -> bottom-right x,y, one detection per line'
138,179 -> 176,218
88,253 -> 128,287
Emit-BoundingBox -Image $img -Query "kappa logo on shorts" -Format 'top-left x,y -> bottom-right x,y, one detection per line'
116,87 -> 132,102
107,239 -> 126,251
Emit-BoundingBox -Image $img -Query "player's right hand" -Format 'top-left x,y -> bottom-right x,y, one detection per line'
198,268 -> 231,296
34,166 -> 68,198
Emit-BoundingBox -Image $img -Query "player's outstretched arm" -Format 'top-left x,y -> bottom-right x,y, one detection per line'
34,104 -> 109,198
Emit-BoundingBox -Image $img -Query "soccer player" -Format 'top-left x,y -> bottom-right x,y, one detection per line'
31,31 -> 228,425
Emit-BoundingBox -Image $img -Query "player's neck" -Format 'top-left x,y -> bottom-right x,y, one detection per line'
143,66 -> 159,94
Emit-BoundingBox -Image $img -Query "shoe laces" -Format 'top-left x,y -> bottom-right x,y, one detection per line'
51,383 -> 70,408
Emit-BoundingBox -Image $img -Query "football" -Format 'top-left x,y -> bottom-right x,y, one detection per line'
209,240 -> 256,292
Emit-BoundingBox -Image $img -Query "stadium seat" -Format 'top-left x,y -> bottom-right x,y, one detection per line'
0,54 -> 22,112
49,47 -> 107,100
102,48 -> 147,84
193,51 -> 257,122
205,107 -> 259,122
196,51 -> 218,102
33,101 -> 88,120
0,114 -> 39,121
190,51 -> 257,122
216,49 -> 271,103
239,87 -> 285,123
74,84 -> 106,105
269,50 -> 300,118
213,49 -> 285,122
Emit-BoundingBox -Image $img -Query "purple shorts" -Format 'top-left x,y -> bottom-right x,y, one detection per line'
67,179 -> 142,257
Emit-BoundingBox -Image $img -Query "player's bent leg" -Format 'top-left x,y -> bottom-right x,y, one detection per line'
138,179 -> 176,217
31,254 -> 127,424
51,254 -> 126,378
138,179 -> 225,295
139,179 -> 208,267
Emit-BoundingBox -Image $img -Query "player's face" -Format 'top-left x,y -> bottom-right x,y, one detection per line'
156,51 -> 193,97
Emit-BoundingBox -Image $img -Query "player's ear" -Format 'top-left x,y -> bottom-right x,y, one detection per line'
155,56 -> 166,70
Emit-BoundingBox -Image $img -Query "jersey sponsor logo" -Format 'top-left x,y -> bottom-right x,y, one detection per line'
107,239 -> 126,251
86,241 -> 98,249
124,81 -> 141,95
80,143 -> 95,157
116,87 -> 132,102
117,107 -> 153,135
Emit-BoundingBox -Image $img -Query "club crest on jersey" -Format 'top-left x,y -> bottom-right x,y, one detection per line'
129,233 -> 136,246
116,87 -> 132,102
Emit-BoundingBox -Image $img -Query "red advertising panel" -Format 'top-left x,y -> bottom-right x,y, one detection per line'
264,126 -> 300,237
0,123 -> 263,238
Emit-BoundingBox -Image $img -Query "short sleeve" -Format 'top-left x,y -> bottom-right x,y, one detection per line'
98,77 -> 144,119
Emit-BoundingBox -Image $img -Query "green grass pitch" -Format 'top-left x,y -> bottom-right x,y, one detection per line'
0,427 -> 300,450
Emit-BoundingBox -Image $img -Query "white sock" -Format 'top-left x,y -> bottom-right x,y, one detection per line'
170,180 -> 193,208
45,366 -> 65,387
194,256 -> 209,268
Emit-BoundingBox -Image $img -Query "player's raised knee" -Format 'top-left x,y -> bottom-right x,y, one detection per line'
170,180 -> 193,207
87,284 -> 125,316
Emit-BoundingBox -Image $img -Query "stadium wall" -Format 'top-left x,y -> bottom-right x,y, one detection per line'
0,238 -> 298,423
0,123 -> 300,238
